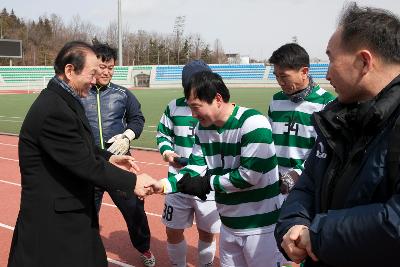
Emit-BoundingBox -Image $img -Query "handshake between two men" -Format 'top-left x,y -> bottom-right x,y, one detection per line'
108,154 -> 163,198
108,154 -> 211,199
134,173 -> 212,200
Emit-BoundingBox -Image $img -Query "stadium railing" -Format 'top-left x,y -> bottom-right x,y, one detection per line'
0,63 -> 331,91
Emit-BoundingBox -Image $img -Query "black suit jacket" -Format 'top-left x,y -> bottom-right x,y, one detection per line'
8,78 -> 136,267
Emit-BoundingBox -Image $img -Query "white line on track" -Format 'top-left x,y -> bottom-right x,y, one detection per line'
101,202 -> 162,218
107,258 -> 135,267
0,155 -> 168,167
0,222 -> 14,230
0,221 -> 135,267
0,156 -> 18,162
134,161 -> 168,167
0,179 -> 163,219
0,142 -> 17,147
0,179 -> 21,186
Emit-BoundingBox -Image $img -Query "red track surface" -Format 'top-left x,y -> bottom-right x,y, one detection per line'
0,135 -> 221,267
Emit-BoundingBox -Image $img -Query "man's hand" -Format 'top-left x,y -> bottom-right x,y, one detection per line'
109,155 -> 140,174
146,179 -> 165,194
297,226 -> 318,262
134,173 -> 156,198
162,151 -> 183,168
177,173 -> 211,201
107,134 -> 130,155
281,225 -> 308,263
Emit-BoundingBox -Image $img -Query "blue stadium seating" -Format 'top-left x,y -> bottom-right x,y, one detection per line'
268,63 -> 329,80
155,64 -> 266,81
0,66 -> 130,84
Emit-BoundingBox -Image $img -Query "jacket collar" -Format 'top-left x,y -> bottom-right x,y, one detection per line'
315,75 -> 400,141
46,78 -> 92,133
90,83 -> 111,93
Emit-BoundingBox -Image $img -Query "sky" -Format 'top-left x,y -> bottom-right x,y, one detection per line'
1,0 -> 400,61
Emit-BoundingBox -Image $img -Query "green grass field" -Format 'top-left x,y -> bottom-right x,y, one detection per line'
0,87 -> 281,149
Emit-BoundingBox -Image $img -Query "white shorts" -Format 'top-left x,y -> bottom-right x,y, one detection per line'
162,193 -> 221,233
219,225 -> 286,267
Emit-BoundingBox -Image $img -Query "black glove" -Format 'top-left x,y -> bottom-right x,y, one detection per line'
173,156 -> 189,167
177,173 -> 211,201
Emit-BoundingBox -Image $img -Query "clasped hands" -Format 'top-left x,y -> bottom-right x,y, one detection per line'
134,173 -> 165,199
108,155 -> 211,199
108,155 -> 163,199
281,225 -> 319,264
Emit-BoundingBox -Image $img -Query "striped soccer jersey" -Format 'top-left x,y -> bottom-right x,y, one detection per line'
157,97 -> 218,200
157,97 -> 198,177
162,105 -> 281,235
267,85 -> 336,175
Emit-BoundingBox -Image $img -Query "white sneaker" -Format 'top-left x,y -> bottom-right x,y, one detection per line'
140,250 -> 156,267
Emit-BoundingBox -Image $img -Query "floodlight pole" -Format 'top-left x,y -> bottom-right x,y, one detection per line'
118,0 -> 123,66
0,17 -> 3,39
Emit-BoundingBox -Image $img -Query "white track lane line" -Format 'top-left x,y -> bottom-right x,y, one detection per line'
0,221 -> 136,267
0,179 -> 21,186
0,179 -> 163,218
0,154 -> 168,167
107,258 -> 135,267
101,202 -> 162,218
0,156 -> 18,162
0,222 -> 14,230
0,142 -> 17,147
0,155 -> 168,167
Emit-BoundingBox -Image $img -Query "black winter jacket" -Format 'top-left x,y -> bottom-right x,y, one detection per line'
275,75 -> 400,267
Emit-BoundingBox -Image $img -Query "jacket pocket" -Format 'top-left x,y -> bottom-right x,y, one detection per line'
54,196 -> 86,212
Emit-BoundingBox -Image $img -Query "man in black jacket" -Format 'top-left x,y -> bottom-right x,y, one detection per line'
275,3 -> 400,267
8,41 -> 154,267
81,43 -> 154,267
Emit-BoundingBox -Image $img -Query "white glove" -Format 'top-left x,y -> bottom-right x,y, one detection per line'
107,129 -> 135,155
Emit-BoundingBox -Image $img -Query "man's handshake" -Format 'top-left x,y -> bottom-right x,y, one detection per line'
134,173 -> 212,200
134,173 -> 165,199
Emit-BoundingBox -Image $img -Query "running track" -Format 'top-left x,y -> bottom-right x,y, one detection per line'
0,134 -> 221,267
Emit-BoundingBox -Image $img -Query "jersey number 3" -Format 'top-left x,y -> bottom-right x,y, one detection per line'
162,204 -> 174,221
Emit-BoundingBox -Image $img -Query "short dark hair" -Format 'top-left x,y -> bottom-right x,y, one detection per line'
184,71 -> 230,104
54,41 -> 94,75
269,43 -> 310,70
93,42 -> 117,63
338,2 -> 400,64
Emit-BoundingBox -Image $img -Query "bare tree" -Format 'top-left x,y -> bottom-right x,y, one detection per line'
213,38 -> 226,64
0,9 -> 219,67
173,16 -> 185,64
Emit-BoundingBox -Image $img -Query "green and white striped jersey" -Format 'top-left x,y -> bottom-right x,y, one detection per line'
157,97 -> 198,177
157,97 -> 217,200
267,85 -> 335,175
162,105 -> 281,235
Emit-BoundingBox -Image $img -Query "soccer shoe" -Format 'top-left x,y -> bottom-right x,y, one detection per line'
140,250 -> 156,267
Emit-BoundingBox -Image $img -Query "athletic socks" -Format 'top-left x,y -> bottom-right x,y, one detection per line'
167,240 -> 187,267
198,239 -> 216,267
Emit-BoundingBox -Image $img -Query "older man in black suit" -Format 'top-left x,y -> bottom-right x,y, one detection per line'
8,41 -> 153,267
